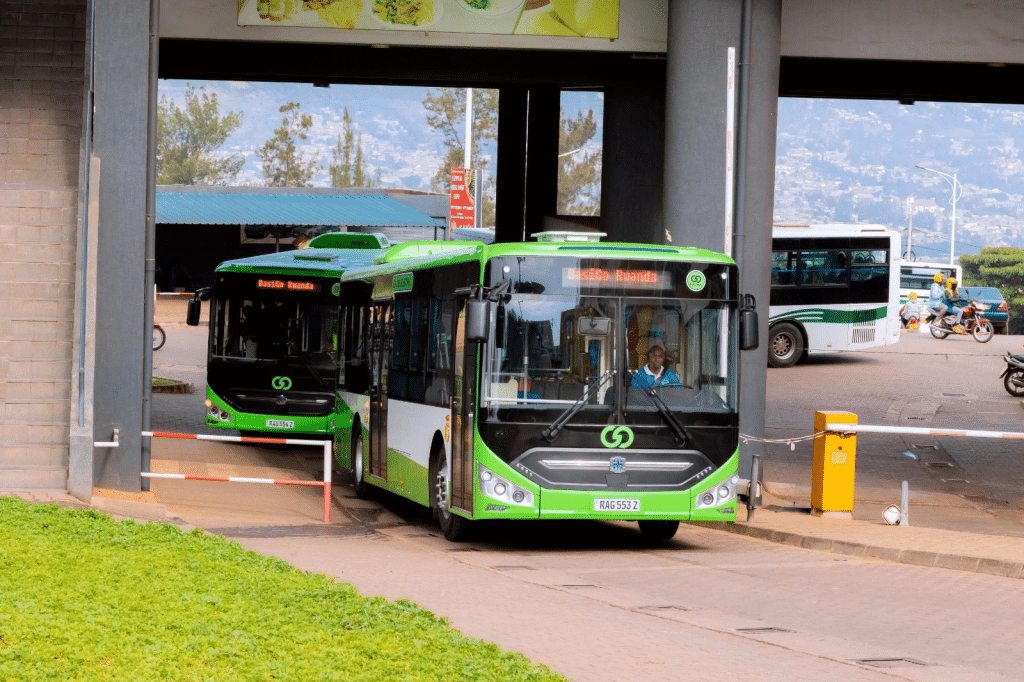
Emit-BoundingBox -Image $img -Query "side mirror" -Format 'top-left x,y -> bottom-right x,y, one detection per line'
465,299 -> 490,343
739,294 -> 759,351
186,296 -> 202,327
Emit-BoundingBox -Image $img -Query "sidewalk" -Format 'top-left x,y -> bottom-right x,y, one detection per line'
6,466 -> 1024,582
703,484 -> 1024,580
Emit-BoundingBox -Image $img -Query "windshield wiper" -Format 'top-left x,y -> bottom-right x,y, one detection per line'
631,374 -> 694,447
542,370 -> 612,442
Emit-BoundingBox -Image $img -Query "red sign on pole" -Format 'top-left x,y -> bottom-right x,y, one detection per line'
449,167 -> 475,238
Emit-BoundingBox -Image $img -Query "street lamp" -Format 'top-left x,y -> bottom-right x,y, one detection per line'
915,164 -> 963,263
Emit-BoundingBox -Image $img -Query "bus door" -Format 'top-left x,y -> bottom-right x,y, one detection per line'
449,301 -> 476,515
368,303 -> 391,482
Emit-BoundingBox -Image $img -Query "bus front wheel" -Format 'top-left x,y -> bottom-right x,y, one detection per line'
351,430 -> 371,499
768,323 -> 804,368
433,450 -> 470,542
638,520 -> 679,541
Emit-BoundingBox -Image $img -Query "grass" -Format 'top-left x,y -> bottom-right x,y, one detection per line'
0,497 -> 565,682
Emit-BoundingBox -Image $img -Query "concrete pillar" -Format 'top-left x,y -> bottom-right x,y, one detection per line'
524,87 -> 560,240
494,86 -> 527,244
664,0 -> 780,474
600,82 -> 665,245
70,0 -> 154,493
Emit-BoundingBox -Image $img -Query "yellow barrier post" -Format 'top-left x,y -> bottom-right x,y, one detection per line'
811,411 -> 857,519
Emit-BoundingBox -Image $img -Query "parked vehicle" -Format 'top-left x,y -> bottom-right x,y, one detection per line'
925,299 -> 994,343
959,286 -> 1009,334
1001,351 -> 1024,397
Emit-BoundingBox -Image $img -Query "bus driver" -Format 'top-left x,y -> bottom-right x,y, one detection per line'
631,340 -> 681,388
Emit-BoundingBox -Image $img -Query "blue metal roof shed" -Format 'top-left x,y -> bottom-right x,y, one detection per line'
156,186 -> 444,228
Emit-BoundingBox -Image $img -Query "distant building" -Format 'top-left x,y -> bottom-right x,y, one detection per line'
155,185 -> 468,292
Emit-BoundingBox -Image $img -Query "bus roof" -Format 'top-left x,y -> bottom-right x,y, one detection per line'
337,238 -> 736,281
214,246 -> 387,276
772,223 -> 897,239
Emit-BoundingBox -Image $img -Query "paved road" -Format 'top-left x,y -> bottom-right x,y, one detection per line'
761,329 -> 1024,532
142,327 -> 1024,681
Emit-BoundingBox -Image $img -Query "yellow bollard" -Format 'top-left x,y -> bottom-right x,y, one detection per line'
811,411 -> 857,519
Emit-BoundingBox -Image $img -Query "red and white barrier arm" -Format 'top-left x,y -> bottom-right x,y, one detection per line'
141,431 -> 333,523
826,424 -> 1024,440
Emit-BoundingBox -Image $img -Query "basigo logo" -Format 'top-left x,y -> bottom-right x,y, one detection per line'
600,425 -> 634,449
271,375 -> 293,391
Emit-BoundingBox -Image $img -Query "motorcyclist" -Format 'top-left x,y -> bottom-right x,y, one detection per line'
900,292 -> 922,328
943,276 -> 966,334
928,273 -> 948,325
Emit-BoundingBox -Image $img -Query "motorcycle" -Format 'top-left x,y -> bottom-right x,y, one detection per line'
1002,351 -> 1024,397
925,300 -> 994,343
153,323 -> 166,351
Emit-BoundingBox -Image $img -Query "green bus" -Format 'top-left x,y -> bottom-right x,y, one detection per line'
332,232 -> 759,541
188,232 -> 391,437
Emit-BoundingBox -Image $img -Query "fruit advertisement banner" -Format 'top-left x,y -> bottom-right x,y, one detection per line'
238,0 -> 619,39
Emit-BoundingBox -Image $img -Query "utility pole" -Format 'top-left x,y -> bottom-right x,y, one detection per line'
915,164 -> 962,263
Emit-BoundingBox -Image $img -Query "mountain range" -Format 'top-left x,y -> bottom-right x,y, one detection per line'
774,97 -> 1024,261
159,80 -> 1024,260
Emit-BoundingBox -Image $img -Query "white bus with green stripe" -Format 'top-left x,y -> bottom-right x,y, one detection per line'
768,224 -> 901,368
332,231 -> 760,541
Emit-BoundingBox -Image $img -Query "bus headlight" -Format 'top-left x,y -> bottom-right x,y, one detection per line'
206,402 -> 232,423
478,465 -> 533,508
695,475 -> 740,510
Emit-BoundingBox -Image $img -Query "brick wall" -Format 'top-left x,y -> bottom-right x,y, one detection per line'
0,2 -> 86,488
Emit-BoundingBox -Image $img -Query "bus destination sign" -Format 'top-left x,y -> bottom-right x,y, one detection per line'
256,278 -> 322,293
563,267 -> 671,291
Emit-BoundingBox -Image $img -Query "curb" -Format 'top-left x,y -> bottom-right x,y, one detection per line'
152,382 -> 194,394
693,520 -> 1024,580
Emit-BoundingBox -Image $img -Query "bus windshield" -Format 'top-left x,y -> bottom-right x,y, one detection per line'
481,294 -> 736,423
210,295 -> 337,367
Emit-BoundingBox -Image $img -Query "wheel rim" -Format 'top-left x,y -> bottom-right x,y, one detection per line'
974,321 -> 993,341
435,461 -> 450,519
772,332 -> 795,360
353,437 -> 364,484
1008,371 -> 1024,397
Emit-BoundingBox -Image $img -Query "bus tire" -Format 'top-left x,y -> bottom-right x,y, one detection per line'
351,429 -> 371,499
638,520 -> 679,541
433,448 -> 470,542
768,323 -> 803,368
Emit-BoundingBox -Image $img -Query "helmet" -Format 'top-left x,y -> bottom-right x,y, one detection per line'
934,273 -> 944,283
908,292 -> 917,300
947,277 -> 957,287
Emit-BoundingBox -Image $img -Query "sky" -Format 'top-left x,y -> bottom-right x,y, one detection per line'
157,79 -> 605,191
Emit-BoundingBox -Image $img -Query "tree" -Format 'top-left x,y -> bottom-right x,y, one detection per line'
557,109 -> 601,215
156,84 -> 244,185
329,107 -> 354,188
959,247 -> 1024,334
328,108 -> 378,189
258,102 -> 320,187
423,88 -> 499,225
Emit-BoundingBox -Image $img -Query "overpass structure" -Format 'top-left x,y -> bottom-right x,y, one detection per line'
3,0 -> 1024,499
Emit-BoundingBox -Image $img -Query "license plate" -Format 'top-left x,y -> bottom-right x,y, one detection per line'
594,498 -> 640,512
266,419 -> 295,429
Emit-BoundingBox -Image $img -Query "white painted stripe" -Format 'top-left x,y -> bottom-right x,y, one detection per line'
826,424 -> 1024,440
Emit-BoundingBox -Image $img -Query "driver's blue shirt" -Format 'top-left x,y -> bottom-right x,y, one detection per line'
631,366 -> 681,388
